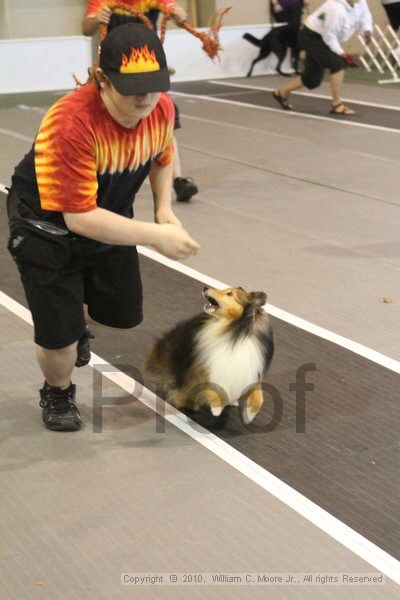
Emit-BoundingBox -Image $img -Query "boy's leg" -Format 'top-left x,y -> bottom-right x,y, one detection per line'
11,259 -> 87,431
172,136 -> 182,180
36,340 -> 83,432
172,137 -> 199,202
330,68 -> 345,107
172,103 -> 198,202
37,341 -> 82,432
276,75 -> 304,99
36,342 -> 78,389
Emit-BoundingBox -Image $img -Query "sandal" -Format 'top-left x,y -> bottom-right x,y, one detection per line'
330,102 -> 355,115
272,91 -> 293,111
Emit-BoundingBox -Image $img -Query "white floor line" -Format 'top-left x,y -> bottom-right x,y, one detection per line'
0,184 -> 398,371
17,104 -> 46,114
209,79 -> 400,112
177,140 -> 400,207
0,288 -> 399,586
171,91 -> 400,135
180,112 -> 400,165
0,127 -> 33,143
180,113 -> 313,144
138,247 -> 400,375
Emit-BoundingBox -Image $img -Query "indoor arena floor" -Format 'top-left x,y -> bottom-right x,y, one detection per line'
0,74 -> 399,598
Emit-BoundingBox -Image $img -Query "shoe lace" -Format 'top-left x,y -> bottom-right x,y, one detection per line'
39,385 -> 77,413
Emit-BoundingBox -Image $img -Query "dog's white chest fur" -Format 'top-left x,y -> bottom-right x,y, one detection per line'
195,321 -> 265,403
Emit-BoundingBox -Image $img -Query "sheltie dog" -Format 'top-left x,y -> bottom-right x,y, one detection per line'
145,286 -> 274,425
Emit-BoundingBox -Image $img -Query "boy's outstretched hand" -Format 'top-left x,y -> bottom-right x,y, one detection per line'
154,223 -> 199,260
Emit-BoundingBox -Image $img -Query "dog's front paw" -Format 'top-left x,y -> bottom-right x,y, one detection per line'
210,404 -> 223,417
241,405 -> 258,425
240,387 -> 263,425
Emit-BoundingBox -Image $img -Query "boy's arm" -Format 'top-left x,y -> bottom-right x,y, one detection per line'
82,5 -> 111,36
159,0 -> 187,24
358,0 -> 373,37
64,207 -> 199,260
149,158 -> 182,226
321,6 -> 346,56
171,4 -> 187,24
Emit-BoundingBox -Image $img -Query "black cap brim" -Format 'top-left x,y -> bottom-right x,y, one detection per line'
107,68 -> 170,96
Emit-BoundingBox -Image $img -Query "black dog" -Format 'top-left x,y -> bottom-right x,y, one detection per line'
243,26 -> 301,78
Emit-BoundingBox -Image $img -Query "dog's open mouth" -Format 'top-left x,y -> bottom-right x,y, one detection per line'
204,293 -> 220,313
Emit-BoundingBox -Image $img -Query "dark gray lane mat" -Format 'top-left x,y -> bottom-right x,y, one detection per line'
2,308 -> 398,599
171,81 -> 400,130
2,81 -> 399,131
0,194 -> 399,561
0,90 -> 70,110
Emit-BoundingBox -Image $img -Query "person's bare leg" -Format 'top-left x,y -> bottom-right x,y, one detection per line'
36,342 -> 78,389
172,136 -> 199,201
172,136 -> 182,180
330,69 -> 345,106
276,75 -> 304,98
329,69 -> 354,113
83,303 -> 96,324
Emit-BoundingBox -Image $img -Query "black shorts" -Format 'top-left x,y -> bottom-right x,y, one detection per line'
299,26 -> 347,89
383,3 -> 400,31
15,245 -> 143,350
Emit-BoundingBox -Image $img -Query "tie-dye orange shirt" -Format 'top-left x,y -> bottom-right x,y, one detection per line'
85,0 -> 178,17
85,0 -> 179,35
12,84 -> 174,219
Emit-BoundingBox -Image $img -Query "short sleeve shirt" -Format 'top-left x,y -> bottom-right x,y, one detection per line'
12,84 -> 174,223
85,0 -> 178,15
85,0 -> 179,33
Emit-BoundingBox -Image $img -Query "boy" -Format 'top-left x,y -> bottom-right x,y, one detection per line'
82,0 -> 199,202
7,23 -> 199,431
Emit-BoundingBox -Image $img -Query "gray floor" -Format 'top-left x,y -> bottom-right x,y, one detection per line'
167,80 -> 400,361
1,77 -> 400,598
1,306 -> 398,599
1,81 -> 400,360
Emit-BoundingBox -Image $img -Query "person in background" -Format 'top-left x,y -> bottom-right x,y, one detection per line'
380,0 -> 400,32
82,0 -> 187,37
269,0 -> 308,73
82,0 -> 199,203
270,0 -> 307,29
272,0 -> 373,115
7,23 -> 199,432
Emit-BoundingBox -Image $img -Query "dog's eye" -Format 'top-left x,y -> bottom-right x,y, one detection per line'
227,292 -> 233,296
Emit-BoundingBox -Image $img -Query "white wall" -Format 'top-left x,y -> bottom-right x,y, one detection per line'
215,0 -> 268,25
0,0 -> 392,93
0,36 -> 92,94
165,24 -> 290,81
0,1 -> 86,39
1,24 -> 289,94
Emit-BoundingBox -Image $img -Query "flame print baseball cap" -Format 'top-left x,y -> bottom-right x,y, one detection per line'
99,23 -> 170,95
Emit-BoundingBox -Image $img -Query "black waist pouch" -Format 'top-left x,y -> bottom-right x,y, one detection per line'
7,189 -> 71,270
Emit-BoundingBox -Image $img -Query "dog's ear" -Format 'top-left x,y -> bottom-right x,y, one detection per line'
248,291 -> 267,307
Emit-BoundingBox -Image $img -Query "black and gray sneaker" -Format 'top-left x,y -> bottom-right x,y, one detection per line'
39,382 -> 81,431
173,177 -> 198,202
75,326 -> 94,368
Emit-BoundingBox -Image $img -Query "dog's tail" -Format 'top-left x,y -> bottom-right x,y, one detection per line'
243,33 -> 262,47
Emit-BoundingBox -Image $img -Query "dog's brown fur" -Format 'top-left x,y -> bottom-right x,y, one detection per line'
145,286 -> 274,425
